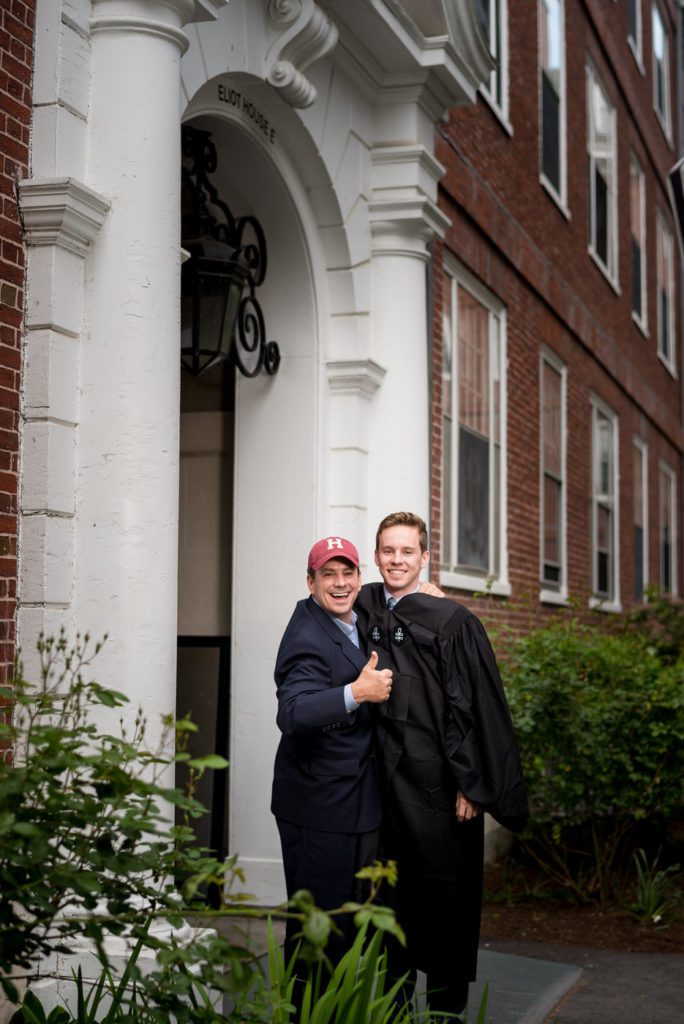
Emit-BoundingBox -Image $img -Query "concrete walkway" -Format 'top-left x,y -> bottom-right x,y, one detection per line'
478,938 -> 684,1024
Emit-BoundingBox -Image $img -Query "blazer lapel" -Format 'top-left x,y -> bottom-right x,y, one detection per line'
306,596 -> 368,673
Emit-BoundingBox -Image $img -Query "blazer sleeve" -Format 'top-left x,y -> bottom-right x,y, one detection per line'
275,632 -> 350,735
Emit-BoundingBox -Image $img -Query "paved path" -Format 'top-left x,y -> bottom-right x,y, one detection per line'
479,938 -> 684,1024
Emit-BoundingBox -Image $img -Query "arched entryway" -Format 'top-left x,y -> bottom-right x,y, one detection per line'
176,86 -> 337,899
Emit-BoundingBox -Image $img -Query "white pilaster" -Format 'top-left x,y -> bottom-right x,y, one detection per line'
17,178 -> 110,675
367,140 -> 449,537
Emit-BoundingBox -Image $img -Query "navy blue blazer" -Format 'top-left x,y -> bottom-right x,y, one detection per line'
271,597 -> 381,833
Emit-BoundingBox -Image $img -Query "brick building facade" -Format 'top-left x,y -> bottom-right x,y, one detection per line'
0,0 -> 34,686
432,0 -> 682,629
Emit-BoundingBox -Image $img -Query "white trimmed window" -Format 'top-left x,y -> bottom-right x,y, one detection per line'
481,0 -> 509,123
539,0 -> 566,204
540,349 -> 567,602
590,397 -> 620,609
587,65 -> 618,284
441,262 -> 509,595
633,437 -> 648,601
630,155 -> 647,327
628,0 -> 643,67
659,461 -> 677,594
656,211 -> 675,371
652,5 -> 671,138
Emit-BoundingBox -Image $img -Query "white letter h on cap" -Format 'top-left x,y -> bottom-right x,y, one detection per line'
326,537 -> 343,550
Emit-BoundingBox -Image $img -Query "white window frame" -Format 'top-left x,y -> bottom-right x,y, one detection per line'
651,4 -> 672,141
633,436 -> 649,602
587,63 -> 619,289
440,258 -> 510,597
630,153 -> 648,332
481,0 -> 511,131
659,460 -> 678,595
656,210 -> 676,374
539,347 -> 568,605
539,0 -> 568,212
628,0 -> 644,72
589,395 -> 621,612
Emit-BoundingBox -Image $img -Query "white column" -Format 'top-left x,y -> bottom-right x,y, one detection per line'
368,144 -> 450,536
73,0 -> 198,733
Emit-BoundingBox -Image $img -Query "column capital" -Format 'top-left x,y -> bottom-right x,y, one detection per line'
18,178 -> 110,257
369,142 -> 450,257
90,0 -> 228,53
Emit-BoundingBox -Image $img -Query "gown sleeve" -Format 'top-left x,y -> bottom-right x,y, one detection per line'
440,613 -> 528,831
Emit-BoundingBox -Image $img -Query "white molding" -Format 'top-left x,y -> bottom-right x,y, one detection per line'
539,588 -> 570,607
440,570 -> 512,598
633,435 -> 649,598
658,459 -> 678,596
326,359 -> 386,396
18,178 -> 110,257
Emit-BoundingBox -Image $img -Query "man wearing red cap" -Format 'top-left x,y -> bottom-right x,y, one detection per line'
271,536 -> 393,965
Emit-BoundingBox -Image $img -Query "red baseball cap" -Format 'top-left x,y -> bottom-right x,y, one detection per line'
307,536 -> 360,572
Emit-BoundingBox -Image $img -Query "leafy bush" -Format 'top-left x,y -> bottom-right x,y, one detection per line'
505,620 -> 684,902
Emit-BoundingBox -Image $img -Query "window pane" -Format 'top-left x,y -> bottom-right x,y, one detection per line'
634,525 -> 644,600
631,239 -> 642,317
458,289 -> 490,438
543,474 -> 561,574
660,468 -> 673,593
628,0 -> 639,46
633,445 -> 643,528
597,504 -> 612,597
542,71 -> 560,191
458,426 -> 489,570
596,413 -> 613,496
595,166 -> 608,265
652,7 -> 669,122
542,362 -> 562,477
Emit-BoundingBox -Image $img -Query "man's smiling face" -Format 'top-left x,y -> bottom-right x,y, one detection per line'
307,558 -> 362,623
375,524 -> 429,598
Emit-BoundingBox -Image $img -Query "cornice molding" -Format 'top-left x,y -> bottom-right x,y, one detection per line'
327,359 -> 386,396
266,0 -> 338,108
18,178 -> 111,258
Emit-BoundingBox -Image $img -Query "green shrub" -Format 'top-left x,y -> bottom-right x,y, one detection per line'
505,620 -> 684,902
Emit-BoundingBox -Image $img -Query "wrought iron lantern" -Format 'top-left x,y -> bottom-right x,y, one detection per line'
181,124 -> 280,378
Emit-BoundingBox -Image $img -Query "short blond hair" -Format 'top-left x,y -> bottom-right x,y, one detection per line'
375,512 -> 428,553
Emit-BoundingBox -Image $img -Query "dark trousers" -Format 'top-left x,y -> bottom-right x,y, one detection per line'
276,818 -> 378,964
385,936 -> 469,1020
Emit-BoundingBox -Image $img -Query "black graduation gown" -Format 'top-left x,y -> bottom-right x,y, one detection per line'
355,584 -> 528,980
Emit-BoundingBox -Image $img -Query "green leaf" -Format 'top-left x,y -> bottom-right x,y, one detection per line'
186,755 -> 229,771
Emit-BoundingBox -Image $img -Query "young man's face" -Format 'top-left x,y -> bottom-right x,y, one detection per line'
374,525 -> 429,598
307,558 -> 362,623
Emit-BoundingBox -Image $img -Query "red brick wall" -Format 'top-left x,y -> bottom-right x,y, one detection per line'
431,0 -> 682,639
0,0 -> 35,686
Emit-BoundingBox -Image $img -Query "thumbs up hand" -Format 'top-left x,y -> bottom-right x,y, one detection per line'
351,651 -> 393,704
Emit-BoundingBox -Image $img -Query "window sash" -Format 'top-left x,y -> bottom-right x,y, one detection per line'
540,355 -> 565,590
659,464 -> 677,594
591,402 -> 618,602
539,0 -> 565,200
587,67 -> 617,278
652,6 -> 671,132
628,0 -> 641,56
482,0 -> 507,116
656,214 -> 674,365
633,439 -> 648,601
442,273 -> 504,581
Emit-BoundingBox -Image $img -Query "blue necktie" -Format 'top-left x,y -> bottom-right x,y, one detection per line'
387,597 -> 397,611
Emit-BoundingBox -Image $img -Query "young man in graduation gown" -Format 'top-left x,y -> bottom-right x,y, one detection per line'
271,536 -> 394,965
354,512 -> 528,1021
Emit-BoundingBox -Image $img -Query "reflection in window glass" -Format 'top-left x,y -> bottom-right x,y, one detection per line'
587,67 -> 617,280
539,0 -> 564,197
